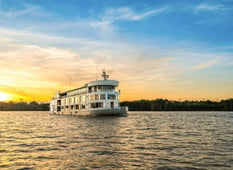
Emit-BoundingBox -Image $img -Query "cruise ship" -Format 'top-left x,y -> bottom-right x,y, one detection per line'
50,71 -> 128,116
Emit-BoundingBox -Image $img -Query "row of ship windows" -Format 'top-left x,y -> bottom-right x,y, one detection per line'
64,86 -> 115,97
88,85 -> 114,93
89,102 -> 116,109
60,94 -> 117,105
90,94 -> 116,101
61,104 -> 86,110
60,95 -> 86,105
61,103 -> 104,109
59,102 -> 117,109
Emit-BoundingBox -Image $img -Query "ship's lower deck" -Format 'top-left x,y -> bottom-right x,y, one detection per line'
51,106 -> 128,117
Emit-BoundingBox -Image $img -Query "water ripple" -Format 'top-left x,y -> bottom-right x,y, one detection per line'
0,111 -> 232,169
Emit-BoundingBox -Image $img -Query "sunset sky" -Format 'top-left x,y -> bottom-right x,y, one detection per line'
0,0 -> 233,102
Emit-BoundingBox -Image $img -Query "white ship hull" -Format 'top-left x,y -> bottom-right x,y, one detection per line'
51,106 -> 128,116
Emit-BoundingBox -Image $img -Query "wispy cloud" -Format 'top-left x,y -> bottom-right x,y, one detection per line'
0,4 -> 45,18
102,7 -> 167,21
195,3 -> 224,12
0,4 -> 167,39
194,57 -> 220,70
91,6 -> 167,32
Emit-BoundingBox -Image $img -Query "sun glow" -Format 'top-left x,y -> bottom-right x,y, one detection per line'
0,92 -> 11,102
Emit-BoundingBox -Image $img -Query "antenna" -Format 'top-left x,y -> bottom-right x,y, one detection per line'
102,69 -> 109,80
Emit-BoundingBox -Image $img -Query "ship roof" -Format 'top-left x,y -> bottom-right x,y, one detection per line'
87,79 -> 119,87
58,79 -> 118,96
59,86 -> 86,95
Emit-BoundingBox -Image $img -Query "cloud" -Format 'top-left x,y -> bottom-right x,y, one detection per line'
102,7 -> 167,21
9,6 -> 40,17
0,3 -> 168,40
0,3 -> 167,38
91,6 -> 167,32
194,57 -> 220,70
195,3 -> 224,12
0,3 -> 46,18
1,28 -> 232,101
0,27 -> 177,101
0,36 -> 100,100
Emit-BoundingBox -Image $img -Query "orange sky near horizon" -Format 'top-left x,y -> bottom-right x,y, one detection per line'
0,70 -> 232,103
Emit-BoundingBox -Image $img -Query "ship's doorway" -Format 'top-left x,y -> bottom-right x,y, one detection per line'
110,101 -> 114,108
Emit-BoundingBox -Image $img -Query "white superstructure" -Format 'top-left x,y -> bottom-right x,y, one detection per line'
50,71 -> 127,116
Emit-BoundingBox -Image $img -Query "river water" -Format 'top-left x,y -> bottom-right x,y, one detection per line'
0,111 -> 232,169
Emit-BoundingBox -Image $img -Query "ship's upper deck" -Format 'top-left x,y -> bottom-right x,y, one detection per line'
52,71 -> 118,98
87,80 -> 119,87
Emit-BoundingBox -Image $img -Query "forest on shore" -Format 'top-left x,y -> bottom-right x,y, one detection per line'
0,101 -> 49,111
0,98 -> 233,111
121,98 -> 233,111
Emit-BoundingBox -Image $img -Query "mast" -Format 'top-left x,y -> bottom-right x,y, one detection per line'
102,70 -> 109,80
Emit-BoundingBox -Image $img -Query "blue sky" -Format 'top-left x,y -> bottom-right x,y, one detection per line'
0,0 -> 233,101
2,0 -> 232,44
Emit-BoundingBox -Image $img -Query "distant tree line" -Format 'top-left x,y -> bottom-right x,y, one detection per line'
0,101 -> 49,111
121,98 -> 233,111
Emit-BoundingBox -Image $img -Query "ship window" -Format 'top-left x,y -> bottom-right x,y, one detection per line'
57,100 -> 61,105
91,102 -> 103,108
108,94 -> 116,100
100,94 -> 106,100
103,85 -> 114,90
95,94 -> 99,100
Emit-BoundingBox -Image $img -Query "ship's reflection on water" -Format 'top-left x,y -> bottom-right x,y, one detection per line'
0,111 -> 232,169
